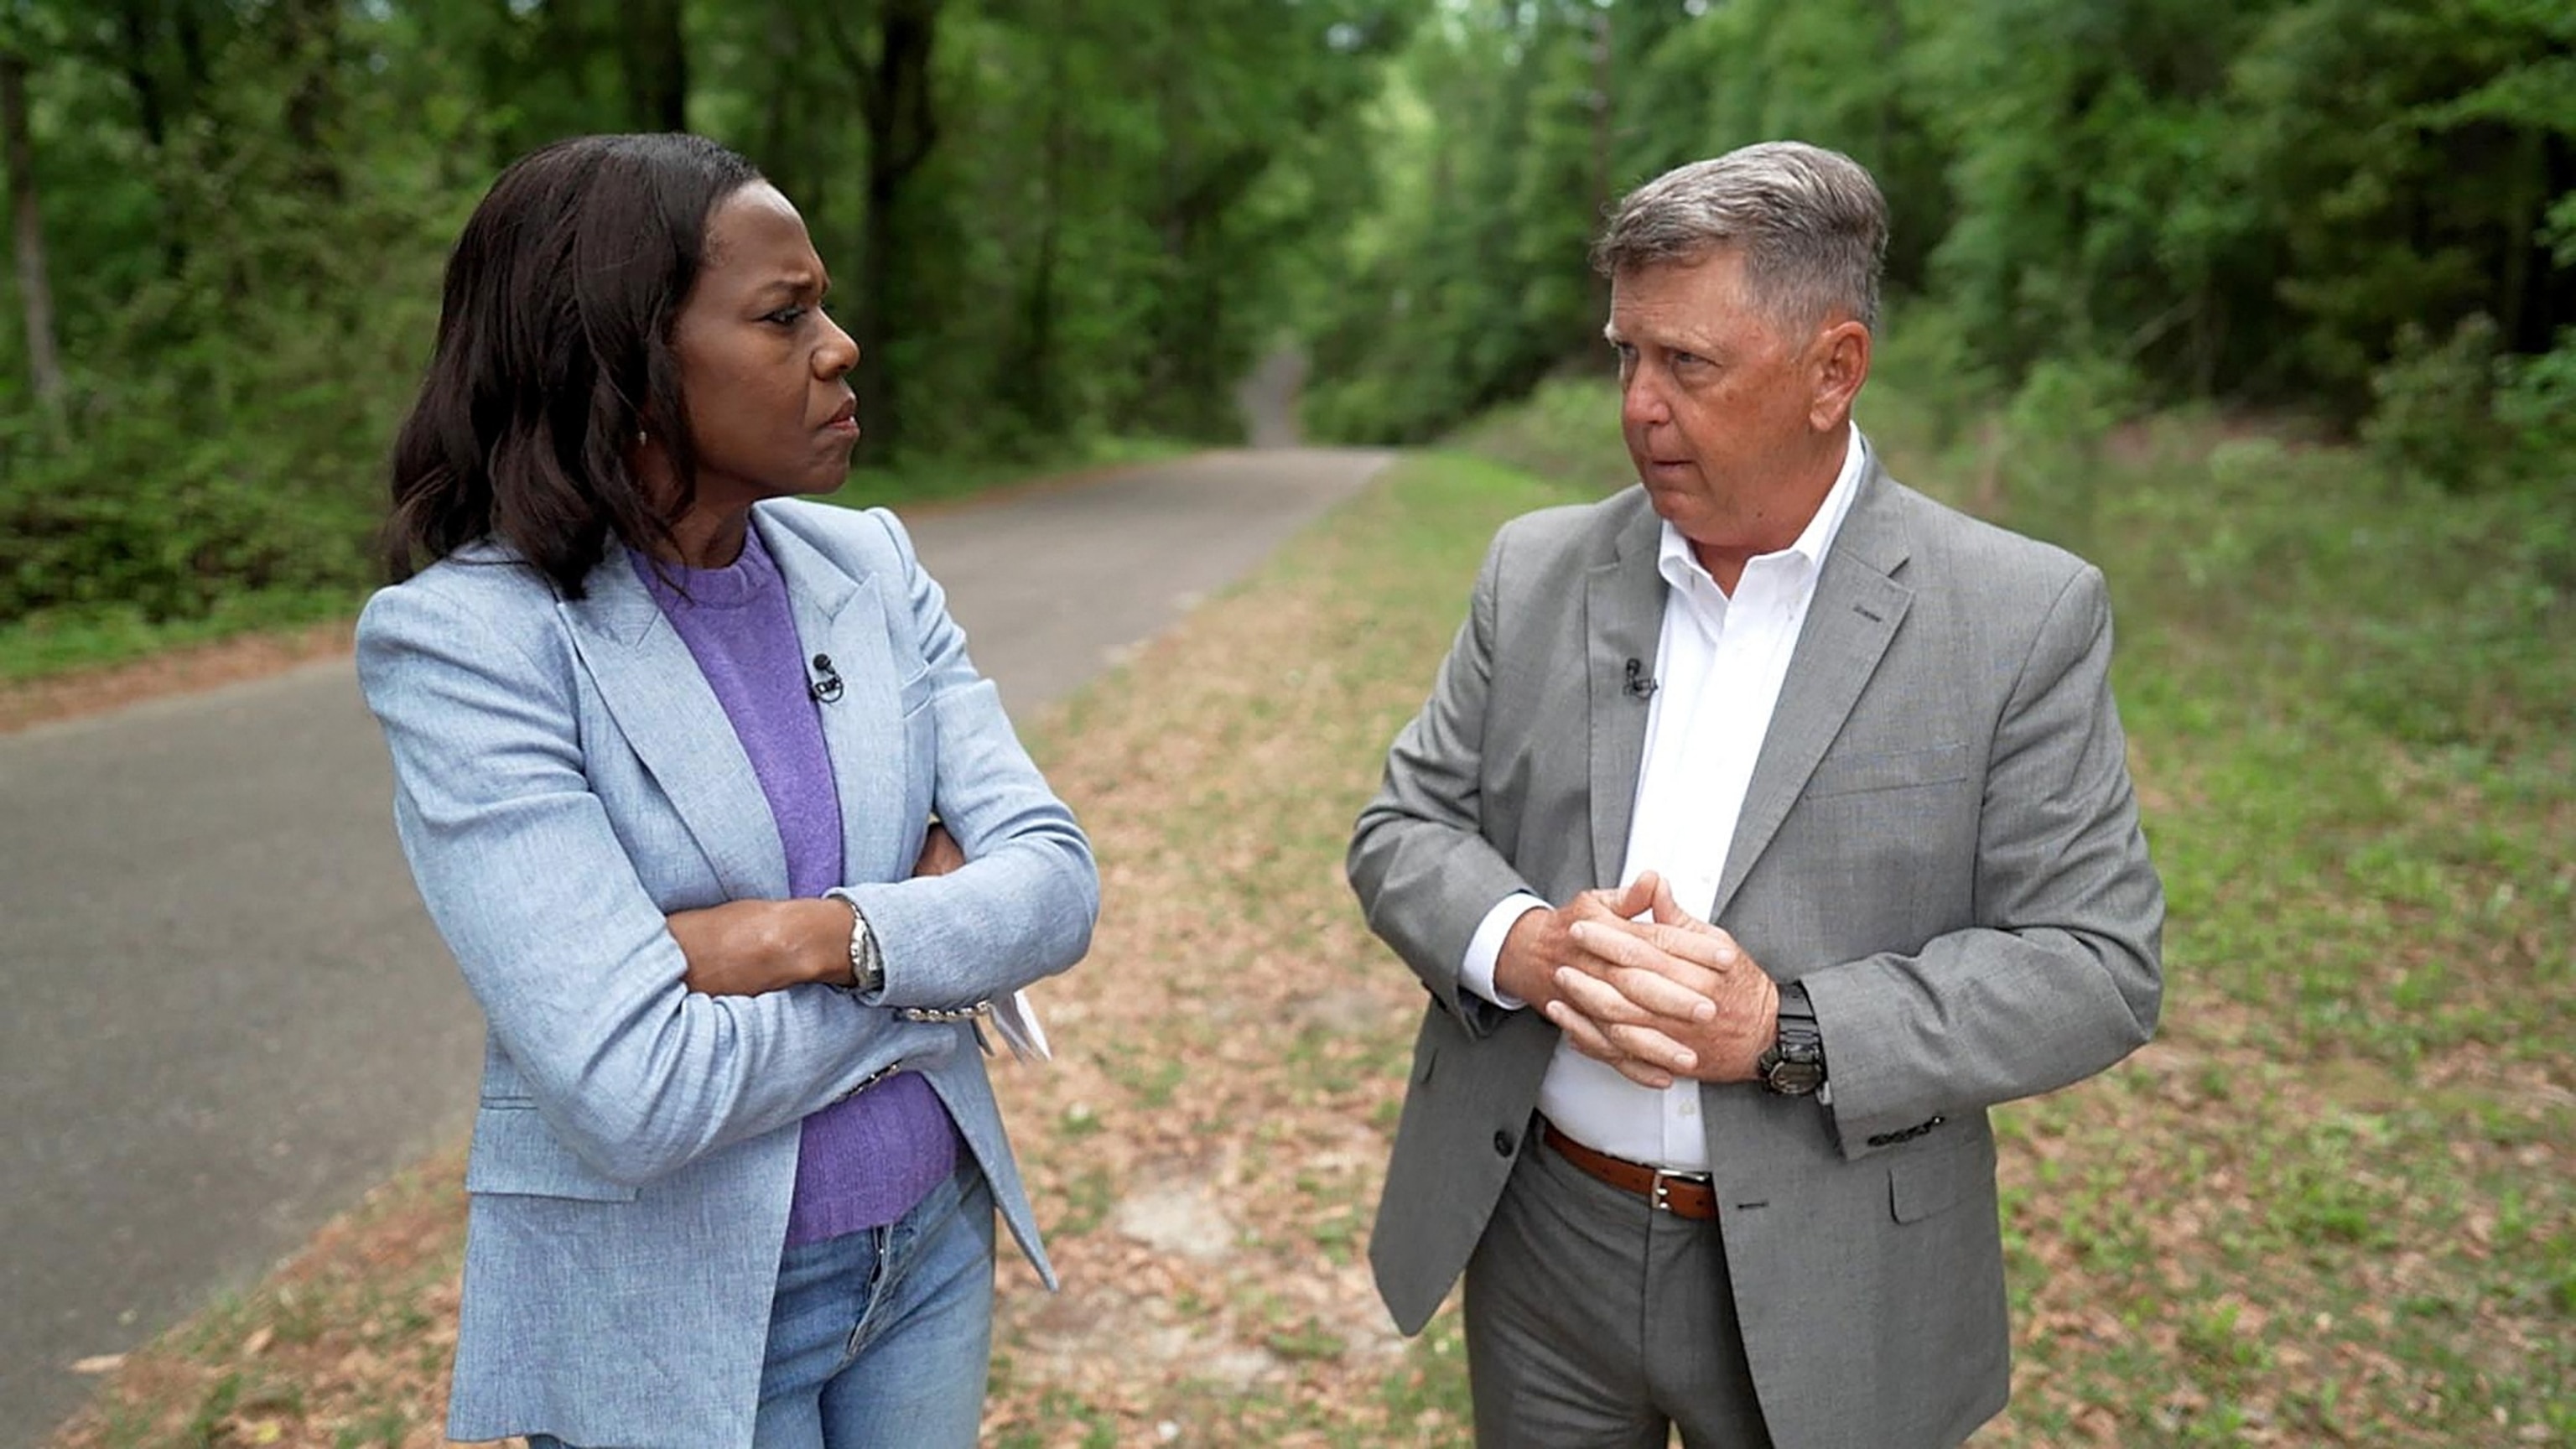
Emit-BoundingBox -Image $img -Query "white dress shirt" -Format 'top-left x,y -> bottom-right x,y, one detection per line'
1460,423 -> 1867,1170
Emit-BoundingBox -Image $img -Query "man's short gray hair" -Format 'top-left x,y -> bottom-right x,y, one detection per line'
1593,141 -> 1888,333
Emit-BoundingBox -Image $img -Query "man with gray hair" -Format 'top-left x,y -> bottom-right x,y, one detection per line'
1348,141 -> 2164,1447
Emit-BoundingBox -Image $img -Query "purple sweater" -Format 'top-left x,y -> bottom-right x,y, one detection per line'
634,532 -> 958,1245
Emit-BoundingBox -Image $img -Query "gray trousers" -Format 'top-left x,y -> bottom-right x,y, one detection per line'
1463,1128 -> 1774,1449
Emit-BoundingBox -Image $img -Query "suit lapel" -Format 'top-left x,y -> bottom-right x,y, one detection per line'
756,511 -> 911,885
1587,495 -> 1668,888
1711,461 -> 1914,922
563,553 -> 790,900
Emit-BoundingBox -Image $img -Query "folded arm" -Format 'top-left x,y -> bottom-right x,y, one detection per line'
662,825 -> 962,997
827,508 -> 1099,1010
358,582 -> 949,1187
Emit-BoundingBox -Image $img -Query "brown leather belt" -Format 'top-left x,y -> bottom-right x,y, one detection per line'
1542,1120 -> 1718,1221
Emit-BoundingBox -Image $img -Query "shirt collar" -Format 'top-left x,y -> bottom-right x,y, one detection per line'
1657,422 -> 1868,592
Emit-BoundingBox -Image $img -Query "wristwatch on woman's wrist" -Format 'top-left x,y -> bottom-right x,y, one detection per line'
823,890 -> 884,994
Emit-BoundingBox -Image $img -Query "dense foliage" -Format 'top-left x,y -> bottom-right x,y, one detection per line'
1303,0 -> 2576,491
0,0 -> 1410,627
3,0 -> 2568,637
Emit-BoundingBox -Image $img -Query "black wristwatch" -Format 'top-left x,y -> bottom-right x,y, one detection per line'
1757,982 -> 1827,1097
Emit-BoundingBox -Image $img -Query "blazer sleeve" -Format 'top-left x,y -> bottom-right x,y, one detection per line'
1800,564 -> 2165,1158
1347,527 -> 1540,1035
357,580 -> 949,1187
828,508 -> 1099,1010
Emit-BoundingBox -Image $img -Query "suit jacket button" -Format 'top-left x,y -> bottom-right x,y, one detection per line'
1493,1130 -> 1515,1157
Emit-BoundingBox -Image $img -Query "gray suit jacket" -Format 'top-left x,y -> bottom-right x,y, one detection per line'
1348,454 -> 2163,1449
358,500 -> 1097,1446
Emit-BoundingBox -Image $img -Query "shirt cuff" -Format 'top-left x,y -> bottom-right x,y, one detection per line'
1462,893 -> 1548,1010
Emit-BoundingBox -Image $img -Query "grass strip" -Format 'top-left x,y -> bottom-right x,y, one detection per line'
49,408 -> 2573,1444
0,438 -> 1197,690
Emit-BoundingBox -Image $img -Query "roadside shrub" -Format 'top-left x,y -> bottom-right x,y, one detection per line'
0,451 -> 377,624
1446,377 -> 1628,491
2492,328 -> 2576,491
2360,314 -> 2505,492
1872,300 -> 2000,452
1992,355 -> 2140,552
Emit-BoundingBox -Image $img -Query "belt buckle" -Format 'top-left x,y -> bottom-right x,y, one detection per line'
1649,1166 -> 1710,1213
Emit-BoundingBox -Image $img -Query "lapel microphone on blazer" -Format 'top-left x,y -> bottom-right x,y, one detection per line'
1623,657 -> 1659,700
808,653 -> 844,704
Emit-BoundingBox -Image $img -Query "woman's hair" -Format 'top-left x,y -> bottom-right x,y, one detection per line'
383,132 -> 764,595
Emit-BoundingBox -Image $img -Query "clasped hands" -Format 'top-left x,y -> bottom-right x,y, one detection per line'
1492,870 -> 1778,1088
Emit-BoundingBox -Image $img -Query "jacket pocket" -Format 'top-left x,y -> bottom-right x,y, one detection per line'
1886,1135 -> 1985,1224
1803,742 -> 1972,801
464,1099 -> 641,1202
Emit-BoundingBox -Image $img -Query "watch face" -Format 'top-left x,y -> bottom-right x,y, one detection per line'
1760,1044 -> 1826,1096
1768,1060 -> 1826,1094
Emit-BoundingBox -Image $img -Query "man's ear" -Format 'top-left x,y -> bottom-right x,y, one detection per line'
1809,319 -> 1872,431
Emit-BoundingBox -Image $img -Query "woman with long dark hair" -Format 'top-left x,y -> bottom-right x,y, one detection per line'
358,132 -> 1095,1446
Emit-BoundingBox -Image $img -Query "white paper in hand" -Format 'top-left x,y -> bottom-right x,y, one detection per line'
989,989 -> 1052,1063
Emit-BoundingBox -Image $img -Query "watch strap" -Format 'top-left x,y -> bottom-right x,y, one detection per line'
1778,980 -> 1816,1025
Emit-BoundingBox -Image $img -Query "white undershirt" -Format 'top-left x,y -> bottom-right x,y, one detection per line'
1460,423 -> 1866,1170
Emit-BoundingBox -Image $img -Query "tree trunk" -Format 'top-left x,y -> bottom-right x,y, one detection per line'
112,1 -> 168,149
2495,127 -> 2547,354
756,6 -> 799,176
0,49 -> 65,417
823,0 -> 943,458
175,0 -> 210,97
1009,55 -> 1069,434
277,0 -> 344,200
1588,3 -> 1614,322
623,0 -> 690,132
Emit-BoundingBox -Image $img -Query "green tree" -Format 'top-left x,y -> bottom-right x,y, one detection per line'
1306,0 -> 2574,455
0,0 -> 1422,627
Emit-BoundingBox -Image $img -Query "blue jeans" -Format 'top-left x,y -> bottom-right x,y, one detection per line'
531,1162 -> 996,1449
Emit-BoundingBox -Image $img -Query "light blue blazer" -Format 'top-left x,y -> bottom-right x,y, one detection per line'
356,499 -> 1097,1446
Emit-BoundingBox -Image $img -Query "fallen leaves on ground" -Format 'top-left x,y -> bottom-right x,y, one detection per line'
45,459 -> 2575,1447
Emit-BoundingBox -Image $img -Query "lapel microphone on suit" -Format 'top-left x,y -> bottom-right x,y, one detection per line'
1623,657 -> 1659,700
808,653 -> 844,704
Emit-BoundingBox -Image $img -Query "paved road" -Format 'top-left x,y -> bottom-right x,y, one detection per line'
0,444 -> 1391,1445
